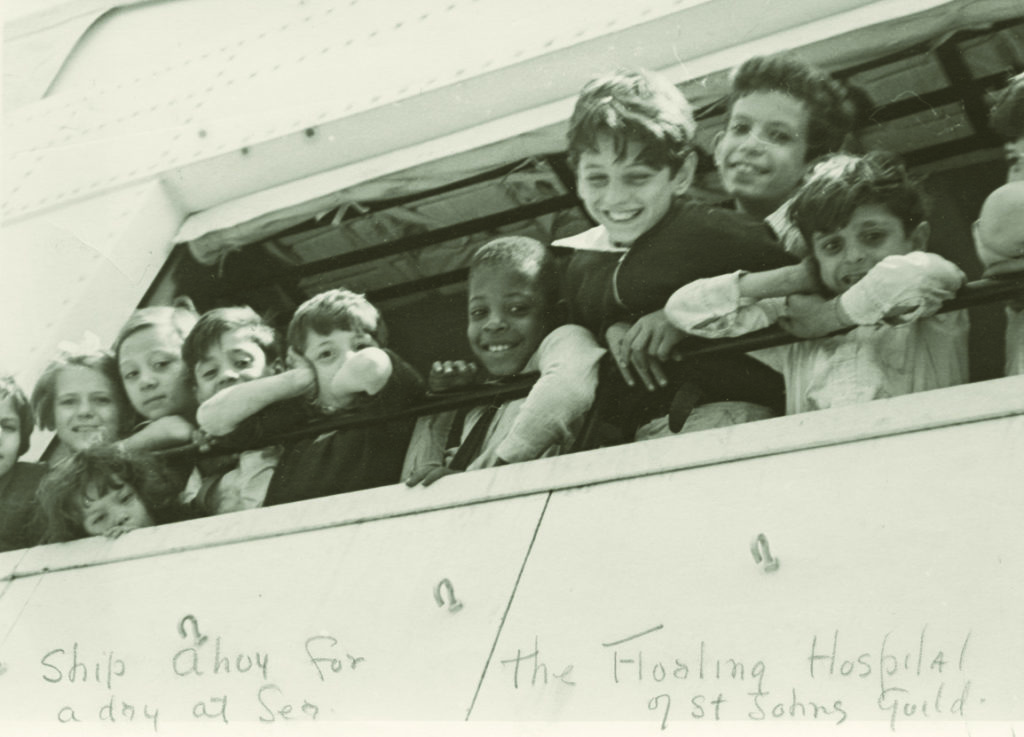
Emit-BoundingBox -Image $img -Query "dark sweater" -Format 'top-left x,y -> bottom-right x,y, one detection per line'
223,350 -> 425,506
560,197 -> 799,424
0,461 -> 47,552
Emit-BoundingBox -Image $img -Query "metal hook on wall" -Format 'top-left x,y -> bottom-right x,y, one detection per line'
177,614 -> 208,646
433,578 -> 463,612
750,533 -> 780,572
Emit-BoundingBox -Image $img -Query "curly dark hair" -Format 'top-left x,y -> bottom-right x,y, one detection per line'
728,54 -> 854,161
36,445 -> 180,542
788,151 -> 926,249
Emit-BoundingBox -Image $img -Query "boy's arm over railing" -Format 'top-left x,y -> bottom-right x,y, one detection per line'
157,273 -> 1024,459
197,366 -> 314,437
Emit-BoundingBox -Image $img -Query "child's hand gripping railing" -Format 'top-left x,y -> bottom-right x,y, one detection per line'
154,272 -> 1024,460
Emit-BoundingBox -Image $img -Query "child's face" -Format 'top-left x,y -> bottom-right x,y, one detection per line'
301,329 -> 379,407
715,91 -> 811,218
118,326 -> 193,421
0,396 -> 21,479
576,135 -> 693,248
467,264 -> 549,377
193,328 -> 271,404
1006,138 -> 1024,183
811,204 -> 927,294
54,366 -> 122,451
79,480 -> 153,537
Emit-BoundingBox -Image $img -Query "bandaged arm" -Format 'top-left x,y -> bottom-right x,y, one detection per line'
197,368 -> 314,437
663,265 -> 807,338
494,325 -> 606,463
839,252 -> 966,325
666,254 -> 965,338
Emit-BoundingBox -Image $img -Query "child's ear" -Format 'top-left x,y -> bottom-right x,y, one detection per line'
712,131 -> 726,167
671,150 -> 699,196
909,221 -> 931,252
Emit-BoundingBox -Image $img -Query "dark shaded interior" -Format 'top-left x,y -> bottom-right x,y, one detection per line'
162,19 -> 1024,382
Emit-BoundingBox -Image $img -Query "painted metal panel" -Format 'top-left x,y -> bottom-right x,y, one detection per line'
471,416 -> 1024,729
3,0 -> 925,219
0,375 -> 1021,734
0,182 -> 185,397
0,494 -> 547,728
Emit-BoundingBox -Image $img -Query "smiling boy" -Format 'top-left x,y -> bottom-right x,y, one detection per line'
403,237 -> 604,486
197,289 -> 423,505
556,68 -> 797,438
715,54 -> 852,236
188,309 -> 276,404
716,87 -> 809,222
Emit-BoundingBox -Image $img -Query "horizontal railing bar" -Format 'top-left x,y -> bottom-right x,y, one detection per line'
682,273 -> 1024,357
156,273 -> 1024,458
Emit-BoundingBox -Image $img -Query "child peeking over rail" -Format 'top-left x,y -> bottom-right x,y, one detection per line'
664,152 -> 968,414
196,288 -> 424,504
974,182 -> 1024,377
403,236 -> 604,486
37,445 -> 188,541
180,306 -> 283,514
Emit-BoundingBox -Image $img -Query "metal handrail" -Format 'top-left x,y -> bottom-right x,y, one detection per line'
156,272 -> 1024,458
681,273 -> 1024,357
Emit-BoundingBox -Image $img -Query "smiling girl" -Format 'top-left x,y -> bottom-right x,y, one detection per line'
31,343 -> 132,464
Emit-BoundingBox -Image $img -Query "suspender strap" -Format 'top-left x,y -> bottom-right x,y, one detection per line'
447,403 -> 500,471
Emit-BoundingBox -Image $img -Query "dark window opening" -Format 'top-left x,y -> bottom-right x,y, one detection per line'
151,18 -> 1024,430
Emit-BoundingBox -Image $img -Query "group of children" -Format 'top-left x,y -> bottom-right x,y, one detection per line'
2,56 -> 1022,551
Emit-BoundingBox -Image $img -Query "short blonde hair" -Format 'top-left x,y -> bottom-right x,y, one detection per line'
31,348 -> 131,435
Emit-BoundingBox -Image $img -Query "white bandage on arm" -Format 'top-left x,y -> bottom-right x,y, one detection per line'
665,272 -> 785,338
839,253 -> 966,326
